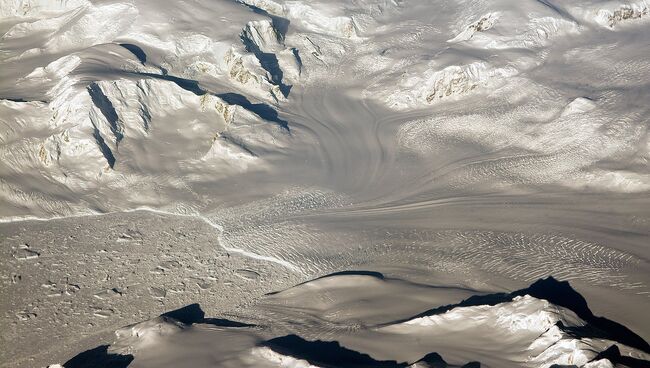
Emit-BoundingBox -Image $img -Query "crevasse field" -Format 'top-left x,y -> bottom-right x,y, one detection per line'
0,0 -> 649,367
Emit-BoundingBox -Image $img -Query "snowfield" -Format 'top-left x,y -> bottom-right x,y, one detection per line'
0,0 -> 649,367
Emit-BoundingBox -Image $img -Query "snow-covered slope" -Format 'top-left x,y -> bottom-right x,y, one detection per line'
0,0 -> 302,218
1,0 -> 649,217
47,276 -> 650,368
1,1 -> 649,367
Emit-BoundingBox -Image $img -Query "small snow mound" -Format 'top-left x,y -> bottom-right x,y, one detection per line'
112,316 -> 186,352
252,346 -> 324,368
583,359 -> 615,368
201,136 -> 258,170
560,97 -> 597,117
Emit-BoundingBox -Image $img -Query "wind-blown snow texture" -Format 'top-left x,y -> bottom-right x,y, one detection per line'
0,0 -> 649,367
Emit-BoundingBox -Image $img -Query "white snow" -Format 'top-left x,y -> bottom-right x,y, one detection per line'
252,347 -> 324,368
1,0 -> 649,366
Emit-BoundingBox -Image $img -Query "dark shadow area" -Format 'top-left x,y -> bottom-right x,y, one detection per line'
291,47 -> 302,70
592,345 -> 650,368
461,363 -> 481,368
3,97 -> 26,102
217,92 -> 289,131
133,72 -> 289,131
397,277 -> 650,354
134,72 -> 205,95
63,304 -> 254,366
155,73 -> 205,96
91,124 -> 116,169
323,270 -> 386,280
231,0 -> 293,97
261,335 -> 481,368
534,0 -> 578,22
203,317 -> 256,327
1,97 -> 49,103
415,352 -> 448,368
240,34 -> 292,97
64,304 -> 491,368
162,303 -> 256,327
265,270 -> 386,296
162,303 -> 205,324
219,133 -> 258,157
119,43 -> 147,64
87,83 -> 122,144
63,345 -> 133,368
261,334 -> 407,368
516,278 -> 650,354
412,353 -> 481,368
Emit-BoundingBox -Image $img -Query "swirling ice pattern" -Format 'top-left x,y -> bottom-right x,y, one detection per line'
1,0 -> 650,366
443,231 -> 645,290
